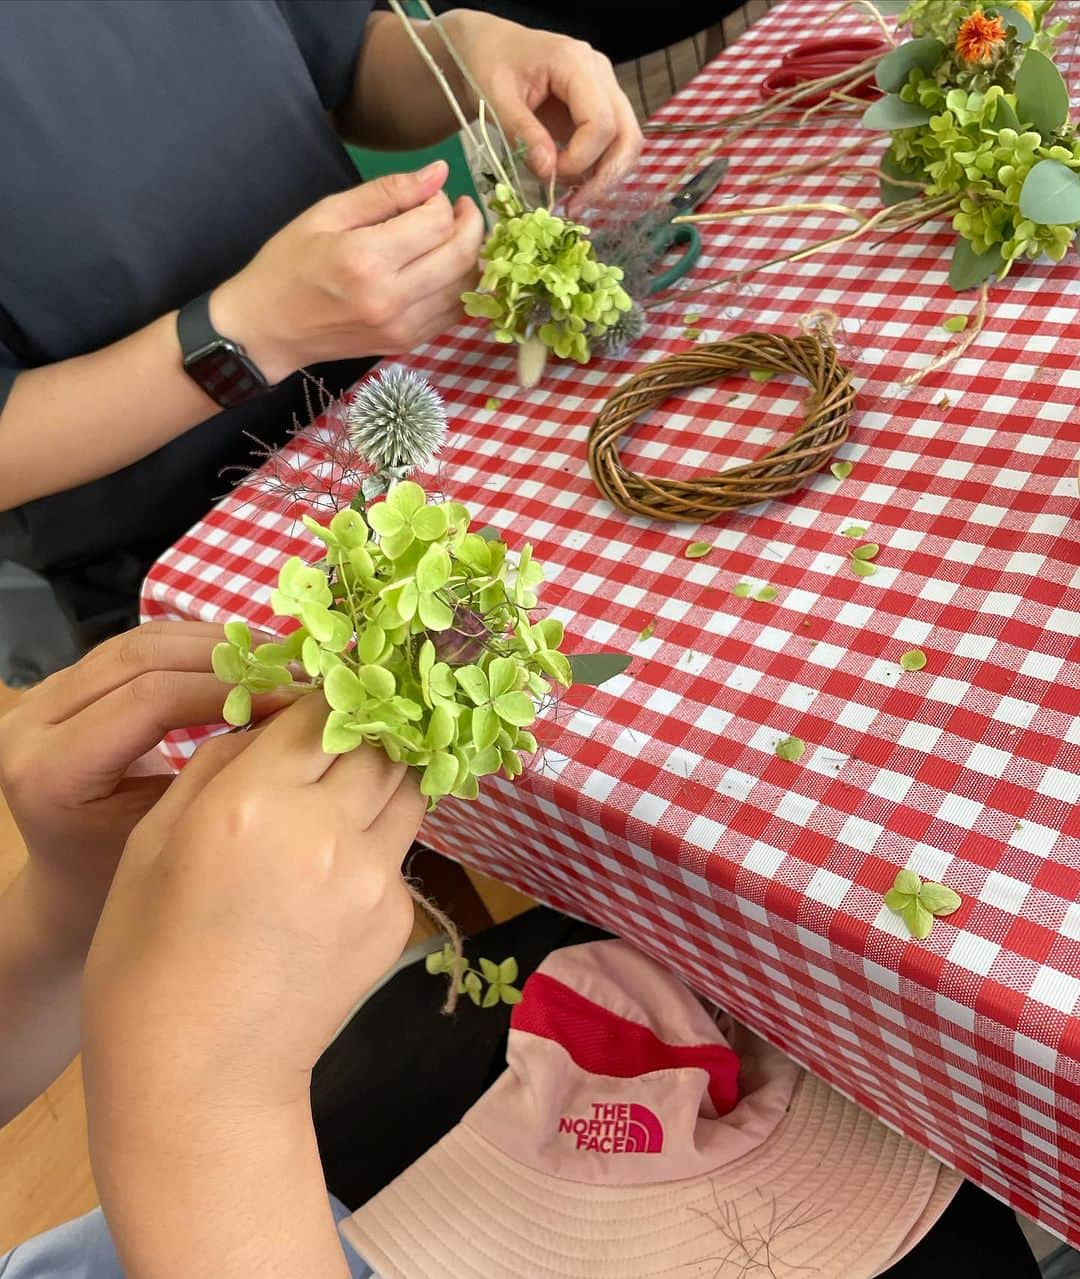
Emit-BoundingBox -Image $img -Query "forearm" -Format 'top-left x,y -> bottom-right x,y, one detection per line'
0,311 -> 217,510
87,1089 -> 349,1279
340,10 -> 476,150
0,866 -> 87,1125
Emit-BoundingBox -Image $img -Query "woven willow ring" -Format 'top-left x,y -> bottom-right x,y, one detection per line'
587,331 -> 856,522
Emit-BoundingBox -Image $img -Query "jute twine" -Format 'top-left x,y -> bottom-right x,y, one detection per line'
587,331 -> 856,522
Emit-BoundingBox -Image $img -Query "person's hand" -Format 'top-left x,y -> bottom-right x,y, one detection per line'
83,693 -> 426,1114
0,621 -> 280,949
212,162 -> 484,384
446,12 -> 643,212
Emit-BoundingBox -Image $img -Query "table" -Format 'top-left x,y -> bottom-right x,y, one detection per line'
144,0 -> 1080,1246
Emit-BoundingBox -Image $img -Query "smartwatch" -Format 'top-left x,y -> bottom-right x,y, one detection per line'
177,291 -> 269,408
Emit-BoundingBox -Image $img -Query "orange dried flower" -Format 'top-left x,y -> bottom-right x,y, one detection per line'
955,9 -> 1007,64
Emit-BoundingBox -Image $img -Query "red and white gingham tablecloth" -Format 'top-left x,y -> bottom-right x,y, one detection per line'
144,0 -> 1080,1245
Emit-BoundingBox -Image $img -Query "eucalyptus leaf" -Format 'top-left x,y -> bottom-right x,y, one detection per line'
476,526 -> 502,542
875,37 -> 945,94
1015,49 -> 1069,138
1018,159 -> 1080,225
996,3 -> 1034,44
861,94 -> 932,131
948,236 -> 1004,292
992,95 -> 1021,132
568,652 -> 632,687
880,147 -> 922,207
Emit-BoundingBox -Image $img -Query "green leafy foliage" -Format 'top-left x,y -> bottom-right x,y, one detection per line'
862,94 -> 934,130
879,10 -> 1080,289
567,652 -> 632,686
884,868 -> 962,938
949,236 -> 1005,289
1015,48 -> 1069,136
212,482 -> 627,806
462,185 -> 632,367
876,37 -> 946,93
1018,157 -> 1080,222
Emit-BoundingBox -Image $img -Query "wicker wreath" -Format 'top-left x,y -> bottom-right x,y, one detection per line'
587,331 -> 856,523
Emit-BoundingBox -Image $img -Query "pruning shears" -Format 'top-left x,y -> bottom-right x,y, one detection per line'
641,157 -> 730,295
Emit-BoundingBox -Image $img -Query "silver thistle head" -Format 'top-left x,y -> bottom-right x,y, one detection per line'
345,365 -> 448,480
596,302 -> 647,360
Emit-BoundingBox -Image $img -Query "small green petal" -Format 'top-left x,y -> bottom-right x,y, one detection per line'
685,541 -> 713,559
493,691 -> 536,727
919,882 -> 961,916
484,397 -> 500,411
902,900 -> 934,939
775,736 -> 805,762
499,957 -> 519,983
222,685 -> 252,727
223,620 -> 251,650
411,505 -> 450,543
478,958 -> 500,982
942,315 -> 968,332
849,559 -> 877,577
750,368 -> 775,382
732,582 -> 752,598
831,461 -> 853,480
482,983 -> 501,1008
893,869 -> 922,896
755,586 -> 778,602
637,623 -> 655,642
500,985 -> 523,1005
900,649 -> 927,671
852,543 -> 879,561
211,642 -> 245,685
842,526 -> 868,538
884,888 -> 915,912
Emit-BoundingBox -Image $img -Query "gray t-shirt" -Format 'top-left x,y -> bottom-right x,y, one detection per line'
0,0 -> 373,575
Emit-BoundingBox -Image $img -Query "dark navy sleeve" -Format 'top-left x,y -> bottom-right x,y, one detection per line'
0,340 -> 22,417
275,0 -> 374,111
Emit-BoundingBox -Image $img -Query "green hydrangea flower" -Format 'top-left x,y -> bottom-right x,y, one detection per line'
462,185 -> 632,368
213,482 -> 585,806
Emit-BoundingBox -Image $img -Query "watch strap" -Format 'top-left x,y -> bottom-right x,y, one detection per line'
177,291 -> 268,409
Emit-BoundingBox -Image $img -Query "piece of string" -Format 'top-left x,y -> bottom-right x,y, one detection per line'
405,877 -> 465,1014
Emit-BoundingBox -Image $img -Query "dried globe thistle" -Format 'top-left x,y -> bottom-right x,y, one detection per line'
596,301 -> 647,359
345,365 -> 448,501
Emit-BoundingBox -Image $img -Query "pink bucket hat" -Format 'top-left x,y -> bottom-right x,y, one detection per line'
342,941 -> 961,1278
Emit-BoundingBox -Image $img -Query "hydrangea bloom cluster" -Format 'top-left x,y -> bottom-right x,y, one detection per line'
868,1 -> 1080,286
462,184 -> 633,365
212,482 -> 574,805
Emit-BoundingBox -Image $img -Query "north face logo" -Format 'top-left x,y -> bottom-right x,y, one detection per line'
557,1102 -> 663,1153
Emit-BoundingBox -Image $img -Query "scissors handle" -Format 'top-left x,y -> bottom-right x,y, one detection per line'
646,222 -> 702,296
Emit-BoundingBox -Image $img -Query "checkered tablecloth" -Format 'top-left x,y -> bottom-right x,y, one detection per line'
144,0 -> 1080,1245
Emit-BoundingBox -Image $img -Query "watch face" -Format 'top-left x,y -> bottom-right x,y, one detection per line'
185,340 -> 267,409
